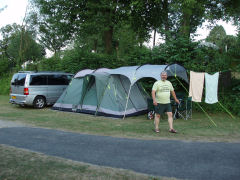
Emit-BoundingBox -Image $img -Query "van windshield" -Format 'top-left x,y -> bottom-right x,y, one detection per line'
11,73 -> 27,86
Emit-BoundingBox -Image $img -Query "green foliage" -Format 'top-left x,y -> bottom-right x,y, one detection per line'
0,23 -> 45,69
227,33 -> 240,67
0,73 -> 12,95
206,25 -> 239,57
156,36 -> 197,65
194,90 -> 240,117
120,46 -> 152,66
206,25 -> 226,47
30,0 -> 135,54
37,57 -> 62,72
41,46 -> 153,74
222,0 -> 240,28
0,57 -> 11,76
6,31 -> 44,63
153,35 -> 233,73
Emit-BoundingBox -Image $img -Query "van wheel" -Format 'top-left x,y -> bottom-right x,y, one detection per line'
33,96 -> 46,109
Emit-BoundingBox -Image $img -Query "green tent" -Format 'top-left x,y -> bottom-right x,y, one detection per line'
53,64 -> 188,118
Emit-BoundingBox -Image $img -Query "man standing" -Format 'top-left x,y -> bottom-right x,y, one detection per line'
152,71 -> 179,133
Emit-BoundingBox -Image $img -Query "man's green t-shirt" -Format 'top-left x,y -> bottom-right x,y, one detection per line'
152,80 -> 174,104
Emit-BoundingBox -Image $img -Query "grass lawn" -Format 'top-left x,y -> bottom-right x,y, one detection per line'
0,95 -> 239,142
1,144 -> 177,180
0,95 -> 239,180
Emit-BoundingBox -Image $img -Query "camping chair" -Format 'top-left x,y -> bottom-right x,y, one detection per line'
171,92 -> 185,119
173,97 -> 192,120
147,98 -> 155,119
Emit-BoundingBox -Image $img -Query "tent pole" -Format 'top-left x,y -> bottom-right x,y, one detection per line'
123,84 -> 132,120
123,66 -> 140,119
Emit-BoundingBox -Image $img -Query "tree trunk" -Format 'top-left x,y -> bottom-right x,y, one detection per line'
162,0 -> 169,42
153,29 -> 156,47
54,50 -> 57,61
101,5 -> 114,55
181,12 -> 191,39
18,3 -> 28,67
18,27 -> 25,67
93,39 -> 98,53
103,26 -> 113,54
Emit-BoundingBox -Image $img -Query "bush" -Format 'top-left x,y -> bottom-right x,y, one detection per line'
57,46 -> 154,74
0,57 -> 12,76
37,57 -> 62,72
60,49 -> 118,73
0,73 -> 13,95
192,79 -> 240,117
121,46 -> 152,66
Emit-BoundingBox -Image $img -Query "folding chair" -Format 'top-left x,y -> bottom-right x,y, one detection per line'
174,97 -> 192,120
147,98 -> 155,120
172,92 -> 185,119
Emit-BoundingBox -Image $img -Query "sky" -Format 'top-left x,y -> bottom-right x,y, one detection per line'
147,20 -> 238,47
0,0 -> 238,46
0,0 -> 29,28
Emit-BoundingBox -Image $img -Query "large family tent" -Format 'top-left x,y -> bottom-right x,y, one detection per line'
53,64 -> 188,118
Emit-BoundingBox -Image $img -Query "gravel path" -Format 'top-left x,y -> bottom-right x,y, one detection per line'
0,119 -> 29,128
0,123 -> 239,180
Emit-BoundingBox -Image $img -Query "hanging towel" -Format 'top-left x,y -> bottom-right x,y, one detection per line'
205,72 -> 219,104
189,71 -> 205,102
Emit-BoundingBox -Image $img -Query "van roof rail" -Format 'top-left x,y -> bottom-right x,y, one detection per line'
36,71 -> 67,73
18,71 -> 36,73
18,71 -> 71,74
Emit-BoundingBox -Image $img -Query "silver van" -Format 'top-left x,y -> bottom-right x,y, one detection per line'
10,71 -> 73,108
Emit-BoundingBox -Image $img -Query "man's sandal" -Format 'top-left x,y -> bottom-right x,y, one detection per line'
169,129 -> 177,133
155,129 -> 160,133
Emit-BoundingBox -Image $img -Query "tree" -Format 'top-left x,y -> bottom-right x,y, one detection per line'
222,0 -> 240,28
0,23 -> 45,68
27,4 -> 71,57
29,0 -> 238,58
206,25 -> 239,54
30,0 -> 134,54
206,25 -> 227,48
0,24 -> 21,58
155,0 -> 225,40
7,30 -> 44,63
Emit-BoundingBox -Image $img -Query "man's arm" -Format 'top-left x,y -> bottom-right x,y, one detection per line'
152,90 -> 158,106
171,90 -> 180,104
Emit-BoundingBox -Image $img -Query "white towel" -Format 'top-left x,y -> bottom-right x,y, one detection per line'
189,71 -> 205,102
205,72 -> 219,104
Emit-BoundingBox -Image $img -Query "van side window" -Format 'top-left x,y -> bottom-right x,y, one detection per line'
30,75 -> 47,85
11,74 -> 27,86
48,75 -> 69,85
11,74 -> 19,85
18,74 -> 27,86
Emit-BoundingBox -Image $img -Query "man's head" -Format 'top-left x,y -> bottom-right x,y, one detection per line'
161,71 -> 168,81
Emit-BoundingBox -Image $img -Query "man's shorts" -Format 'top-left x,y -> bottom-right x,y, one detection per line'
154,103 -> 172,115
